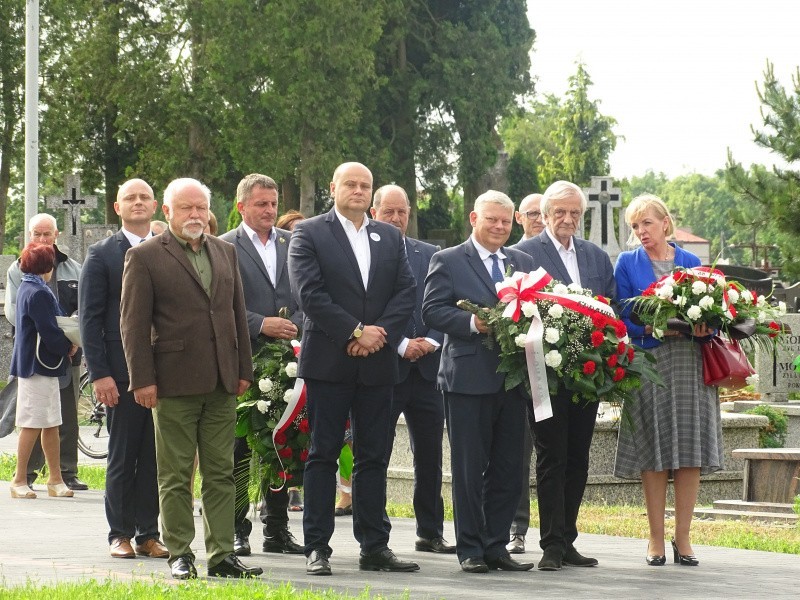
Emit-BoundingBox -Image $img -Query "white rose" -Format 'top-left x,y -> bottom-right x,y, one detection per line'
514,334 -> 528,348
740,289 -> 754,304
544,350 -> 563,368
686,305 -> 702,321
256,400 -> 270,414
655,285 -> 674,300
284,362 -> 298,378
567,282 -> 583,293
548,304 -> 564,318
698,295 -> 715,310
672,294 -> 688,307
757,310 -> 768,323
283,388 -> 295,403
552,283 -> 568,295
757,295 -> 767,307
662,276 -> 676,287
745,374 -> 760,386
778,301 -> 787,315
544,327 -> 561,344
521,301 -> 536,318
691,280 -> 707,295
726,288 -> 740,304
258,378 -> 273,393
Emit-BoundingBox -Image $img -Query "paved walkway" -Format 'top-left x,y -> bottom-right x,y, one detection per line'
1,433 -> 799,598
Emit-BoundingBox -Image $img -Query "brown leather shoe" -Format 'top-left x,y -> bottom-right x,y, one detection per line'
110,537 -> 135,559
135,538 -> 169,558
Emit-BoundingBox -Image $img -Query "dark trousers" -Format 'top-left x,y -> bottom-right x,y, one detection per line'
445,388 -> 526,563
28,366 -> 80,479
383,367 -> 445,539
531,387 -> 598,553
510,425 -> 535,536
233,436 -> 290,537
105,385 -> 159,545
303,379 -> 392,556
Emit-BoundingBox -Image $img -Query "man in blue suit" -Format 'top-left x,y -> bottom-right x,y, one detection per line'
288,162 -> 418,576
369,185 -> 455,555
79,178 -> 167,560
219,174 -> 304,557
515,180 -> 616,571
422,190 -> 535,574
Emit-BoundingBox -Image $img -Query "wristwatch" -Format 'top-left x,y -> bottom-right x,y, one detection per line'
351,322 -> 364,339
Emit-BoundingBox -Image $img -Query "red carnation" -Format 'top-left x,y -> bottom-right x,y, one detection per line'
300,449 -> 309,462
607,354 -> 618,367
591,313 -> 607,328
613,320 -> 627,338
617,341 -> 626,354
298,419 -> 310,434
591,330 -> 605,347
673,271 -> 687,283
274,431 -> 287,445
642,288 -> 655,297
627,347 -> 635,361
583,361 -> 596,375
277,470 -> 292,481
278,447 -> 293,459
768,321 -> 781,338
613,367 -> 625,382
595,295 -> 610,305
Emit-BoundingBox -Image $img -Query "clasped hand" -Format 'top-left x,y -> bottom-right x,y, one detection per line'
347,325 -> 387,357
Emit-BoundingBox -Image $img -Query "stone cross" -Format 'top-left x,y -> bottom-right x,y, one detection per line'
45,173 -> 98,262
584,176 -> 622,262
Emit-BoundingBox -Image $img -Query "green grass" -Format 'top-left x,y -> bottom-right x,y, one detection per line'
0,580 -> 408,599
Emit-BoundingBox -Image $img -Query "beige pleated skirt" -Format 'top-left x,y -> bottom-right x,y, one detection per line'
16,374 -> 62,428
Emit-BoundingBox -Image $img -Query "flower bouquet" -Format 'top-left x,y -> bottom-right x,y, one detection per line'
459,268 -> 661,423
235,338 -> 310,489
630,266 -> 788,350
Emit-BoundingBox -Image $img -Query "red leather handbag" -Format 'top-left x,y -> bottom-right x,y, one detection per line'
701,335 -> 755,389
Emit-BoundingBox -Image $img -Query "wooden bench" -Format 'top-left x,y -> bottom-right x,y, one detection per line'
732,449 -> 800,504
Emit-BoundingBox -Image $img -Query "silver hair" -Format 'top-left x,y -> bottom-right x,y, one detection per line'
163,178 -> 211,208
372,184 -> 409,209
28,213 -> 58,233
474,190 -> 515,214
540,181 -> 587,216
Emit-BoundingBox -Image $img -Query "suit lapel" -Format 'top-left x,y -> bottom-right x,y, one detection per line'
367,219 -> 383,288
161,232 -> 206,294
465,239 -> 497,295
206,237 -> 223,300
327,210 -> 366,290
539,234 -> 572,285
574,238 -> 590,283
406,237 -> 424,282
235,225 -> 272,287
274,229 -> 290,287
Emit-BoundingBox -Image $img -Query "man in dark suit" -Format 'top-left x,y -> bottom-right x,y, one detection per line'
422,190 -> 535,574
220,174 -> 303,556
369,185 -> 454,555
288,162 -> 417,576
515,180 -> 616,571
79,179 -> 167,560
120,177 -> 261,580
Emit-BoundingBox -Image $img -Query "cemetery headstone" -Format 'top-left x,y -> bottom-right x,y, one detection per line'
45,173 -> 97,263
755,313 -> 800,402
584,176 -> 622,262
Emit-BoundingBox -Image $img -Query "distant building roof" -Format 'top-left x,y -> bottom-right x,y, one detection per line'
674,228 -> 709,243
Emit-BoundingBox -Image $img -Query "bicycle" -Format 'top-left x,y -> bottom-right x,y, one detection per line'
76,370 -> 109,459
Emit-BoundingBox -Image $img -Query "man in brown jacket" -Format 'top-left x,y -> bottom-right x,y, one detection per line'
120,177 -> 259,580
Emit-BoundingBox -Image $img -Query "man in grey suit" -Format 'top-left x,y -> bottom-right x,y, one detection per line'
121,178 -> 261,580
79,179 -> 167,559
515,180 -> 616,571
369,185 -> 455,555
422,190 -> 535,574
220,174 -> 303,556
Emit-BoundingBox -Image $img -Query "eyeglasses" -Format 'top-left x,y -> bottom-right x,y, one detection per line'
522,211 -> 542,220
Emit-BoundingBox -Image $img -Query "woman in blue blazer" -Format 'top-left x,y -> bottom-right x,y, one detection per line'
613,195 -> 724,567
9,243 -> 76,499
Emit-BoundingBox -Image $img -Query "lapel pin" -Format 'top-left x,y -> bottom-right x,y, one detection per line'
370,232 -> 381,242
279,237 -> 286,244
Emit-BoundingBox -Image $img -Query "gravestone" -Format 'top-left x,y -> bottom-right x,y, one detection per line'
584,176 -> 622,262
83,224 -> 118,256
755,313 -> 800,402
45,173 -> 98,262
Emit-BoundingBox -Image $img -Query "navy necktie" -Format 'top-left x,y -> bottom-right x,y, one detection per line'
490,254 -> 504,283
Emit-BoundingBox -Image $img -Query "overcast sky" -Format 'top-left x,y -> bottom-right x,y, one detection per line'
526,0 -> 800,179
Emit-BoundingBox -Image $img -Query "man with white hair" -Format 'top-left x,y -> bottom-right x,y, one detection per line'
6,213 -> 84,491
422,190 -> 535,573
121,178 -> 260,580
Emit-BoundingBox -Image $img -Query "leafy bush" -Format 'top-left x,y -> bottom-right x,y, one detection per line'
746,405 -> 788,448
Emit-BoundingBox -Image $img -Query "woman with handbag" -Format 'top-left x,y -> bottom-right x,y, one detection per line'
612,195 -> 724,567
9,243 -> 78,499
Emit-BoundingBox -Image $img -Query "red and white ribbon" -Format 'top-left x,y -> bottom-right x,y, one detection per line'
271,339 -> 307,491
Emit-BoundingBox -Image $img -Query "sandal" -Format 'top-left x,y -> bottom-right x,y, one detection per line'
10,484 -> 37,499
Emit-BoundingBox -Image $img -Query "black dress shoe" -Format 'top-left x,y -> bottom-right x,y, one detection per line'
263,528 -> 304,554
415,536 -> 457,554
460,557 -> 489,573
486,554 -> 535,571
207,554 -> 263,578
63,476 -> 89,491
233,533 -> 251,557
671,538 -> 699,566
171,555 -> 197,580
537,547 -> 562,571
507,534 -> 526,554
307,549 -> 332,576
562,546 -> 598,567
359,548 -> 420,572
646,554 -> 667,566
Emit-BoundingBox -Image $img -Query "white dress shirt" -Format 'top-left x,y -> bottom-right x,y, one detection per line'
241,221 -> 277,286
468,235 -> 507,334
397,238 -> 441,359
121,227 -> 153,247
545,228 -> 582,287
335,208 -> 371,289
